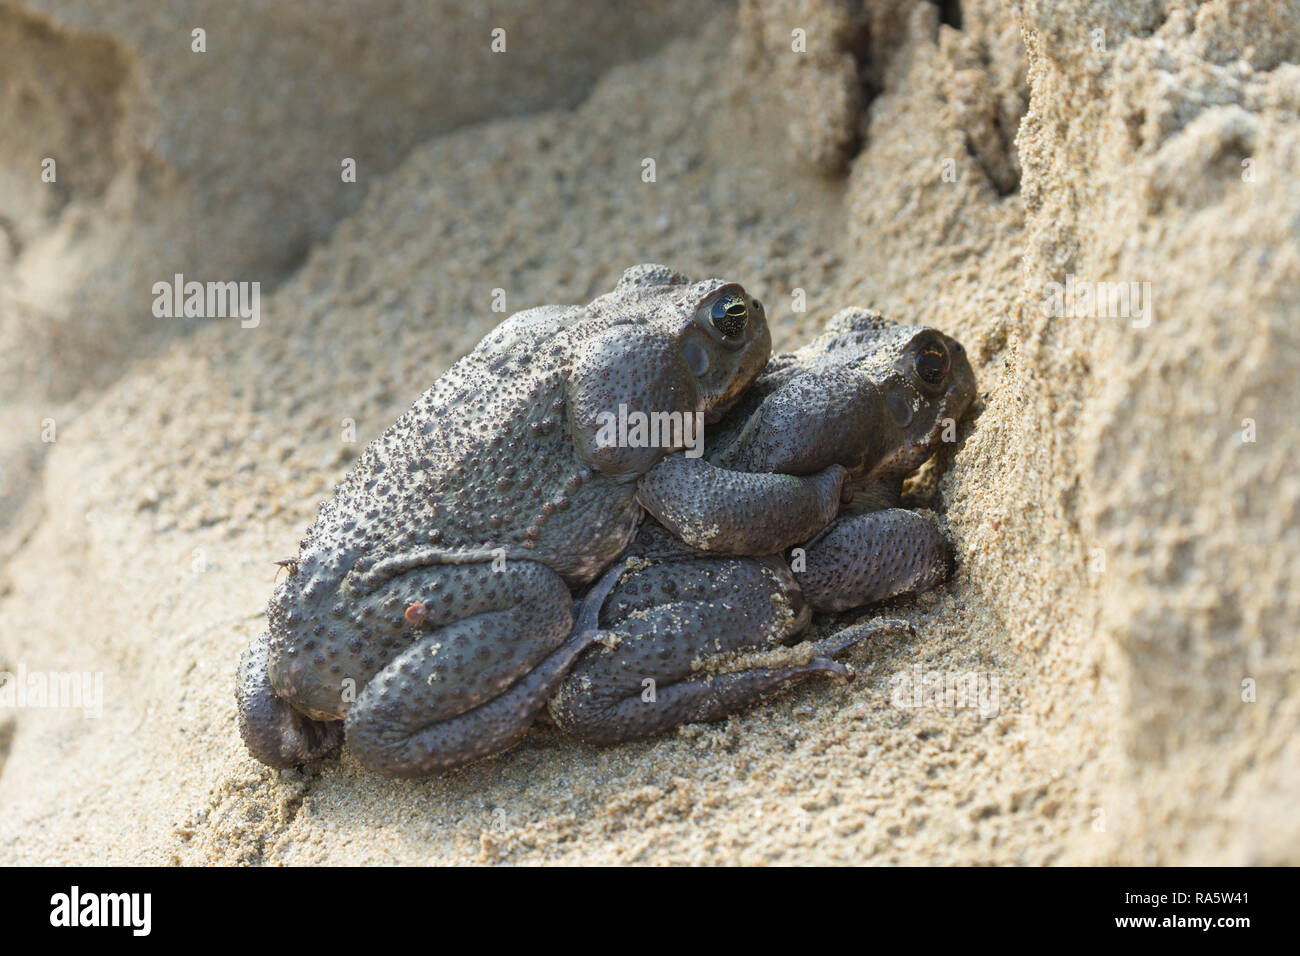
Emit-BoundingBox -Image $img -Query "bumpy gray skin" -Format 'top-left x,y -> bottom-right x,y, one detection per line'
549,307 -> 977,745
236,265 -> 851,778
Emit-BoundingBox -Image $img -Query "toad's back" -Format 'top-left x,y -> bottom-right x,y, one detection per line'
296,304 -> 644,592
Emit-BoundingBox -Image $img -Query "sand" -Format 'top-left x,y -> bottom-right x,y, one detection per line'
1,0 -> 1296,865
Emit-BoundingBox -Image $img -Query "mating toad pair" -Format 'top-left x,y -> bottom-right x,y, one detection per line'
236,265 -> 976,778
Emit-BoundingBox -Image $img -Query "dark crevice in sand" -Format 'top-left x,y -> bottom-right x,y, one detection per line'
935,0 -> 963,32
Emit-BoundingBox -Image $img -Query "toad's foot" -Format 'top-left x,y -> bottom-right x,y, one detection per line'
236,630 -> 344,769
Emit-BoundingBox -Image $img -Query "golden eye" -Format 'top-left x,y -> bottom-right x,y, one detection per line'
710,293 -> 748,339
914,338 -> 950,386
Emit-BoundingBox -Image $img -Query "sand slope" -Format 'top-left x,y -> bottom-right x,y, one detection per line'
1,0 -> 1296,865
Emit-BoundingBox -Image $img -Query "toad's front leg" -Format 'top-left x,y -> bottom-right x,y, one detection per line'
636,454 -> 848,556
793,509 -> 954,613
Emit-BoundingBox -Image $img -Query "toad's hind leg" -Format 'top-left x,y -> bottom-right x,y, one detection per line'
236,630 -> 344,768
554,652 -> 848,746
342,560 -> 582,778
550,557 -> 840,745
348,625 -> 600,778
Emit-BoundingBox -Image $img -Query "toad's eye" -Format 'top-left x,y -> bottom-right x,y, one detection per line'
710,293 -> 748,339
914,338 -> 950,386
